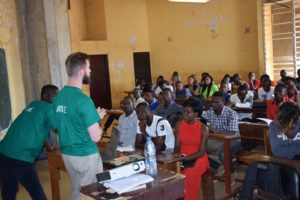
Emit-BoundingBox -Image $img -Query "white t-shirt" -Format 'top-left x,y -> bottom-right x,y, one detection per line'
257,87 -> 275,101
230,92 -> 253,120
117,111 -> 138,147
136,115 -> 175,150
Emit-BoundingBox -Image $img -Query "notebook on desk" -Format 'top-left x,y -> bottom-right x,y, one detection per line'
100,127 -> 120,162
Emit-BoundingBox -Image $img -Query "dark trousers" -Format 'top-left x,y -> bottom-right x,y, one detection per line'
0,153 -> 47,200
239,162 -> 281,200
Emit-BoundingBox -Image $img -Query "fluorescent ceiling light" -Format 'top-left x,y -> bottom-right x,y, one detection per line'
168,0 -> 210,3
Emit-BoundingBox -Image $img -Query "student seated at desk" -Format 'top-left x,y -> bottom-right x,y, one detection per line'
257,78 -> 275,101
269,102 -> 300,159
143,88 -> 159,111
266,84 -> 287,120
220,74 -> 232,92
228,84 -> 254,121
175,97 -> 209,200
219,82 -> 231,104
184,75 -> 198,96
202,92 -> 240,182
195,74 -> 219,100
117,96 -> 138,147
231,74 -> 246,94
135,102 -> 175,152
133,88 -> 146,108
175,80 -> 192,100
154,88 -> 183,127
284,77 -> 300,107
247,72 -> 260,92
277,69 -> 288,84
238,102 -> 300,200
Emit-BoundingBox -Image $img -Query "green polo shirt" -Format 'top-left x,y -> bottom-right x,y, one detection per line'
53,86 -> 101,156
0,100 -> 54,163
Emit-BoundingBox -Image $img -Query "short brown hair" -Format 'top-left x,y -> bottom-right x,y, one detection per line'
65,52 -> 89,76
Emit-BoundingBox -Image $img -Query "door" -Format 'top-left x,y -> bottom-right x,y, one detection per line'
89,55 -> 112,109
133,52 -> 152,86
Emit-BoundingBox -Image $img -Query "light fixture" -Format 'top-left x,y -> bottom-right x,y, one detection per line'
168,0 -> 209,3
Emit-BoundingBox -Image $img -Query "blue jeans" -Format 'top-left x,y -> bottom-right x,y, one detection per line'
209,140 -> 241,173
0,153 -> 47,200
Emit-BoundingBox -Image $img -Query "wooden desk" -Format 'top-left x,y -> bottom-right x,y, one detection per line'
208,133 -> 240,194
239,153 -> 300,172
123,90 -> 133,96
48,149 -> 66,200
106,109 -> 123,117
232,107 -> 266,115
238,122 -> 271,155
80,170 -> 185,200
48,149 -> 180,200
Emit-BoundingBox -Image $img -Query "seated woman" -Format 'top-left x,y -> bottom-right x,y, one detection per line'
238,102 -> 300,199
184,75 -> 198,96
269,102 -> 300,159
220,74 -> 232,92
175,81 -> 192,100
175,97 -> 209,200
195,74 -> 218,100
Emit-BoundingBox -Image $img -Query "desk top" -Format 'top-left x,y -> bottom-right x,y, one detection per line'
80,170 -> 185,200
119,148 -> 184,164
107,109 -> 123,116
240,154 -> 300,172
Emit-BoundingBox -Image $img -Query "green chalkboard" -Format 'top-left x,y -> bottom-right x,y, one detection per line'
0,48 -> 12,132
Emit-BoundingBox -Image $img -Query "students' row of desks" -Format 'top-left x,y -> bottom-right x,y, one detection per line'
48,120 -> 270,199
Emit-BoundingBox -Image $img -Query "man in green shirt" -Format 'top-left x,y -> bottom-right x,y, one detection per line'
52,52 -> 106,200
0,85 -> 58,200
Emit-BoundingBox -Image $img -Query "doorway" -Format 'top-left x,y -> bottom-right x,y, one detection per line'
133,52 -> 152,86
89,54 -> 112,109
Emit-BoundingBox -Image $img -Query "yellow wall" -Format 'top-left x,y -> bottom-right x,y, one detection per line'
69,0 -> 262,107
69,0 -> 150,107
147,0 -> 260,84
0,1 -> 26,120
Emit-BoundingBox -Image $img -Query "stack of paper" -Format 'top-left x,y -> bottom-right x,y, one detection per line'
116,145 -> 135,152
103,174 -> 153,194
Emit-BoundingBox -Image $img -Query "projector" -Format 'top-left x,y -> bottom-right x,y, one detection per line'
96,161 -> 145,182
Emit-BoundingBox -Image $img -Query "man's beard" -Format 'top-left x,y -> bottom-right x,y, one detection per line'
82,73 -> 90,85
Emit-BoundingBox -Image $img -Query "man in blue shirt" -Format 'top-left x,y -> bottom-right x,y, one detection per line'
154,88 -> 183,127
143,88 -> 159,111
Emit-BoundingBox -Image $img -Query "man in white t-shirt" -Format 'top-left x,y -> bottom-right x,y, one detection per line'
228,84 -> 253,120
133,88 -> 146,108
257,79 -> 275,101
117,96 -> 138,147
135,102 -> 174,152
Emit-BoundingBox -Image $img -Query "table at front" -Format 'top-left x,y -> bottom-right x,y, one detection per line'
48,149 -> 180,200
80,170 -> 185,200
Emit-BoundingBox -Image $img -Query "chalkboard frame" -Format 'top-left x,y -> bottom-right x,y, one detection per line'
0,48 -> 12,133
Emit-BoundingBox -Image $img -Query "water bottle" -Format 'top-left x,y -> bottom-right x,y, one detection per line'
144,137 -> 157,177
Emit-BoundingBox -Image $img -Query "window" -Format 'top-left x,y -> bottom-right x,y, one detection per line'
262,0 -> 300,80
